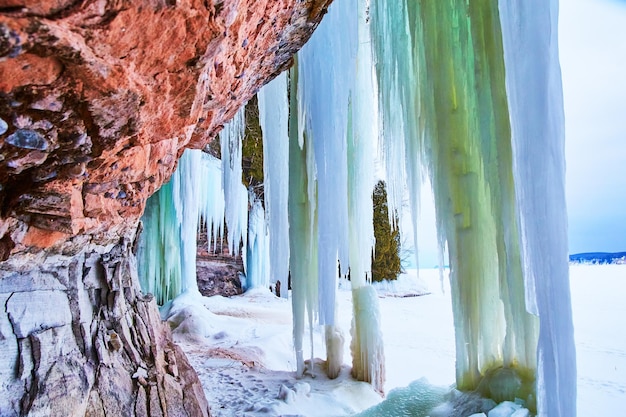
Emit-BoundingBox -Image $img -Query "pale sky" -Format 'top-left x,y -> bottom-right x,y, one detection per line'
560,0 -> 626,254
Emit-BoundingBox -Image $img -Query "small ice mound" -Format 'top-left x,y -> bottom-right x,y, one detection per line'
354,379 -> 533,417
487,401 -> 529,417
162,292 -> 223,342
364,381 -> 533,417
278,382 -> 312,405
325,325 -> 345,379
278,384 -> 297,404
354,378 -> 447,416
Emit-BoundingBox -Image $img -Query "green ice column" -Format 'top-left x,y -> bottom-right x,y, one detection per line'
288,62 -> 320,378
410,0 -> 538,404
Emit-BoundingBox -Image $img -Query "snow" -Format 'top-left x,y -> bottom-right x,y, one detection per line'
398,0 -> 542,401
570,265 -> 626,416
164,264 -> 625,416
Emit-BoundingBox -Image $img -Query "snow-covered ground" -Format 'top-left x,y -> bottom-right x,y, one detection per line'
165,264 -> 625,416
570,264 -> 626,416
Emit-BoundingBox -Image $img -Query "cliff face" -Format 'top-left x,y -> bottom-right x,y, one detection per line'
0,239 -> 211,417
0,0 -> 330,256
0,1 -> 331,415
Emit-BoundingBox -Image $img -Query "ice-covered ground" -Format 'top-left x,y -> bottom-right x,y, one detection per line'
165,264 -> 625,416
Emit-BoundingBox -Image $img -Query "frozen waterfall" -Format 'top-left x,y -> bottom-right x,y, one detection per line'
137,0 -> 576,414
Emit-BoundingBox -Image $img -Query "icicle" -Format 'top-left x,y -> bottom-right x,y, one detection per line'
499,1 -> 577,415
138,180 -> 182,304
258,72 -> 290,295
287,0 -> 359,380
347,0 -> 385,393
369,0 -> 420,252
409,0 -> 507,389
172,150 -> 204,294
350,0 -> 377,288
297,0 -> 357,328
245,196 -> 270,290
221,106 -> 248,261
368,0 -> 542,406
288,0 -> 387,386
138,144 -> 247,306
197,153 -> 226,254
288,61 -> 319,377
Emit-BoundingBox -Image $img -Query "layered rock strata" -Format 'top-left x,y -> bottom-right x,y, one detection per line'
0,0 -> 331,415
0,238 -> 210,416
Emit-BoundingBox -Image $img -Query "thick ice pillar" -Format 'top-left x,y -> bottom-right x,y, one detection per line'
138,150 -> 206,304
347,0 -> 385,393
405,0 -> 539,404
288,62 -> 319,377
258,72 -> 291,295
498,1 -> 577,415
291,0 -> 359,378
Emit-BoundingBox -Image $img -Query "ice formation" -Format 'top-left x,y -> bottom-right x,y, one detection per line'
138,107 -> 253,304
288,60 -> 319,377
287,0 -> 387,388
138,149 -> 213,303
405,0 -> 540,397
498,1 -> 577,415
368,0 -> 575,414
257,72 -> 291,295
245,196 -> 269,290
220,107 -> 248,262
347,0 -> 385,392
138,0 -> 575,413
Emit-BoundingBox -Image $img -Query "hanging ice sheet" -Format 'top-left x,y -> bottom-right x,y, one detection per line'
367,0 -> 575,411
499,1 -> 577,415
258,72 -> 290,294
404,0 -> 539,400
221,106 -> 248,263
296,0 -> 356,327
138,149 -> 215,304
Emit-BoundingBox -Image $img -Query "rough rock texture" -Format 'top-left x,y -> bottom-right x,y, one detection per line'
0,238 -> 209,417
196,226 -> 244,297
0,0 -> 332,416
196,258 -> 244,297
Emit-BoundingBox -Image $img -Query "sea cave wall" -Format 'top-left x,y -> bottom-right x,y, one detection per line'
0,1 -> 331,415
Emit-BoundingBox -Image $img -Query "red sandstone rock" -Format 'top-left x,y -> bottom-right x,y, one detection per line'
0,0 -> 332,255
